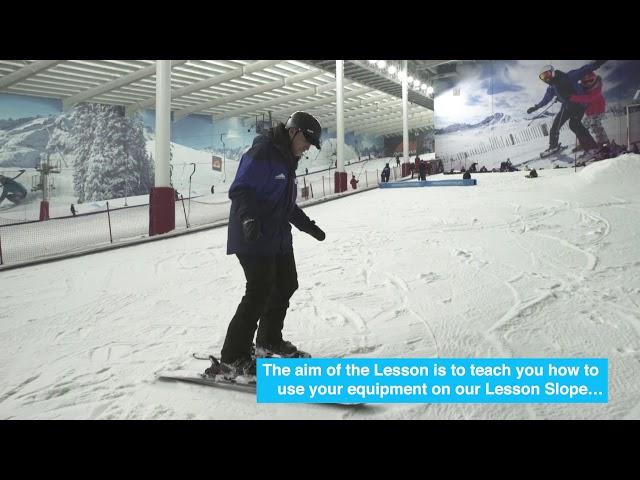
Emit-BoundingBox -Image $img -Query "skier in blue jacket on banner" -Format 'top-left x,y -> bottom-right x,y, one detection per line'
206,111 -> 326,382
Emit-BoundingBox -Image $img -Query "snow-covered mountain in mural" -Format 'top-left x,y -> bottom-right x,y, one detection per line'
0,105 -> 155,203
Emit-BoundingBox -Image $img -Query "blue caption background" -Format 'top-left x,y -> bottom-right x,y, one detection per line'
256,358 -> 608,404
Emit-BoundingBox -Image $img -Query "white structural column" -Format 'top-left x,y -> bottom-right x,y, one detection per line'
402,60 -> 409,162
155,60 -> 171,188
336,60 -> 345,173
148,60 -> 176,236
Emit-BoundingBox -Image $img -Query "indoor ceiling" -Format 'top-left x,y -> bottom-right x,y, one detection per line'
0,60 -> 457,137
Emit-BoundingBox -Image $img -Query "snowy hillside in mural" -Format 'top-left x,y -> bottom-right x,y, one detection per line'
0,116 -> 58,168
0,104 -> 154,202
0,130 -> 395,225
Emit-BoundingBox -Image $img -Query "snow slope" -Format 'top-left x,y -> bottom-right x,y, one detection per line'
1,155 -> 639,419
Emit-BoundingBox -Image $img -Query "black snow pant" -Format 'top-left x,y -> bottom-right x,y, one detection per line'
550,103 -> 597,151
221,251 -> 299,363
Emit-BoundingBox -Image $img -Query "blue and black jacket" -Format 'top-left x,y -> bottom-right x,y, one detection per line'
227,124 -> 314,255
533,60 -> 607,111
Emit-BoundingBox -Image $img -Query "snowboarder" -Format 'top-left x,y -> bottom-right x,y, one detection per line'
0,171 -> 27,206
570,71 -> 610,151
214,111 -> 326,381
527,61 -> 606,158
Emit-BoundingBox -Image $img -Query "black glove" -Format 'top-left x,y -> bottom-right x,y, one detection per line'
306,221 -> 325,241
527,106 -> 537,115
241,218 -> 261,243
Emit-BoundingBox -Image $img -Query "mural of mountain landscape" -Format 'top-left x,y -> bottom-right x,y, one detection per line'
0,93 -> 395,221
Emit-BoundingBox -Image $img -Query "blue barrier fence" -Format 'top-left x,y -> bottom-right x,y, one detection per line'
379,179 -> 477,188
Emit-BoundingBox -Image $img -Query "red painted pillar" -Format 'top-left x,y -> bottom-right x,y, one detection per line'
39,201 -> 49,221
149,187 -> 175,236
334,171 -> 347,193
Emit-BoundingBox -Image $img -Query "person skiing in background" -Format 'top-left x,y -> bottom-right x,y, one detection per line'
350,173 -> 359,190
569,71 -> 610,151
527,60 -> 607,158
209,111 -> 326,383
381,163 -> 391,183
418,159 -> 427,180
0,170 -> 27,206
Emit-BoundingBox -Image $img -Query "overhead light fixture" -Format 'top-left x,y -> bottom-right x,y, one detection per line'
413,79 -> 421,88
369,60 -> 377,65
388,65 -> 397,75
377,60 -> 387,69
407,76 -> 414,84
427,86 -> 434,95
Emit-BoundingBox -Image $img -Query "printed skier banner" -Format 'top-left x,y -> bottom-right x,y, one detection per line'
433,60 -> 640,172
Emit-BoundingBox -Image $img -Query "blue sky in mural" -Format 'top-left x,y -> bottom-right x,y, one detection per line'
0,93 -> 61,119
434,60 -> 640,128
143,111 -> 255,150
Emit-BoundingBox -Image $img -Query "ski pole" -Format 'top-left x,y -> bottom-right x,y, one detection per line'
527,99 -> 558,127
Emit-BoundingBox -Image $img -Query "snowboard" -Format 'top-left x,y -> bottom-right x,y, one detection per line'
158,353 -> 366,407
157,374 -> 365,407
158,374 -> 257,393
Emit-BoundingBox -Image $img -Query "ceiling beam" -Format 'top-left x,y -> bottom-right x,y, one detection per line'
211,80 -> 360,121
126,60 -> 285,116
258,91 -> 388,121
316,102 -> 428,126
232,87 -> 374,122
175,68 -> 326,121
0,60 -> 62,90
63,60 -> 188,110
323,109 -> 432,131
322,113 -> 430,133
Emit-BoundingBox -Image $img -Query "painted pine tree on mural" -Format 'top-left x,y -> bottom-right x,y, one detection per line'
84,104 -> 112,201
127,113 -> 154,196
69,104 -> 154,202
69,103 -> 98,203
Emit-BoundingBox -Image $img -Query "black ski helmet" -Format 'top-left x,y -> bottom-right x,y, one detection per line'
285,111 -> 322,150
